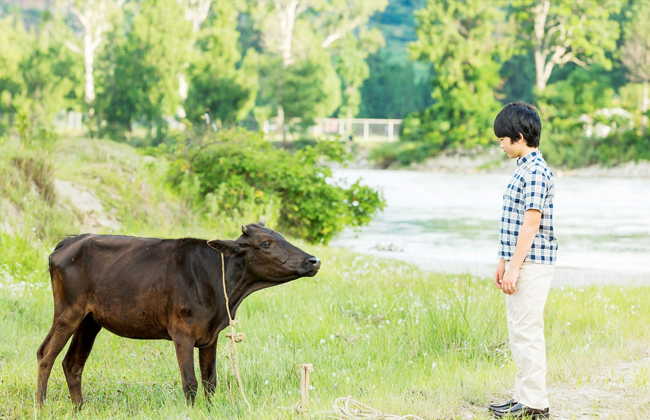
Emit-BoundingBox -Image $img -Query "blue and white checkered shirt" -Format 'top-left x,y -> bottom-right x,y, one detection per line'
498,150 -> 558,264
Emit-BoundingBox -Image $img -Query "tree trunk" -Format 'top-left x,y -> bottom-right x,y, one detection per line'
177,73 -> 188,119
532,0 -> 551,93
279,1 -> 298,66
277,105 -> 286,143
83,31 -> 96,104
534,49 -> 547,92
642,80 -> 649,135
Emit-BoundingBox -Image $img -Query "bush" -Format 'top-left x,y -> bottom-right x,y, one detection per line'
369,141 -> 441,168
152,129 -> 385,244
543,126 -> 650,169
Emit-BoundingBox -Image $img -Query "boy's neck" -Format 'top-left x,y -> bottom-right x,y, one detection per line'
515,146 -> 538,160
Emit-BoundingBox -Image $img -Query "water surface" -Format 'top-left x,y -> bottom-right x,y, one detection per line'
330,168 -> 650,286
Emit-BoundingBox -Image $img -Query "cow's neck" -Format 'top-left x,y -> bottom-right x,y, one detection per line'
222,255 -> 281,319
222,255 -> 258,318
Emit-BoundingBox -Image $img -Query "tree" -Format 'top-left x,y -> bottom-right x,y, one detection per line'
0,13 -> 81,132
508,0 -> 621,92
406,0 -> 508,149
94,0 -> 193,137
0,15 -> 30,131
249,0 -> 386,136
184,2 -> 258,127
336,30 -> 384,127
621,0 -> 650,133
359,52 -> 431,119
65,0 -> 125,104
322,1 -> 388,126
180,0 -> 214,33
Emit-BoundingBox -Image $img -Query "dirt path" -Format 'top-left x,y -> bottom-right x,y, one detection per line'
466,351 -> 650,419
550,354 -> 650,420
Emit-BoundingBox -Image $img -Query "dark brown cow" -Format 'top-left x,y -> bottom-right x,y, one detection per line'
36,222 -> 320,407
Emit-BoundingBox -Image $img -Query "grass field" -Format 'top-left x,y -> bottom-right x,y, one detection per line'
1,136 -> 649,419
1,243 -> 649,419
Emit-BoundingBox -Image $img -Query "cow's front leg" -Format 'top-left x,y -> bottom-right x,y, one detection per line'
199,340 -> 218,401
172,334 -> 198,405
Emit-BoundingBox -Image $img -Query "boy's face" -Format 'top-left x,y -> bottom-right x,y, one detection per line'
499,135 -> 529,159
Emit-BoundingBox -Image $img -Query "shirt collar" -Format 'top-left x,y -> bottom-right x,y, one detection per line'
517,150 -> 541,166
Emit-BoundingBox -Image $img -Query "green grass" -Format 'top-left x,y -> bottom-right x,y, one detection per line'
1,247 -> 649,419
1,136 -> 649,418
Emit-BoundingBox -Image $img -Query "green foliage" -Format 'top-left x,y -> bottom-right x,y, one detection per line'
336,36 -> 373,120
544,127 -> 650,169
156,128 -> 385,244
369,140 -> 439,168
508,0 -> 621,91
258,52 -> 342,126
359,51 -> 432,119
537,65 -> 615,121
335,24 -> 386,120
94,0 -> 193,138
0,13 -> 81,133
405,0 -> 508,151
185,2 -> 258,127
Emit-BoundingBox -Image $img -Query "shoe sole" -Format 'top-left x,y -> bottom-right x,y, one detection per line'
494,413 -> 550,419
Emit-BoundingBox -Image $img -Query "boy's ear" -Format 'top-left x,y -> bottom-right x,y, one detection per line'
517,133 -> 526,143
207,240 -> 242,256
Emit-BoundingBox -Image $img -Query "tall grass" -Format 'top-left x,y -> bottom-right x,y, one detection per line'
1,247 -> 648,419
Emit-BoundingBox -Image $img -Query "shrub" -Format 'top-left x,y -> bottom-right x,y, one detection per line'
152,128 -> 385,244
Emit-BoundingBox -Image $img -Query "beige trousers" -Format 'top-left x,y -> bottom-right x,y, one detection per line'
505,261 -> 555,409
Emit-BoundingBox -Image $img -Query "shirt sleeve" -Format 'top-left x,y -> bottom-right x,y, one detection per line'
523,169 -> 547,212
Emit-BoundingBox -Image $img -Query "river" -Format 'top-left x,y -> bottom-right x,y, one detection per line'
330,168 -> 650,286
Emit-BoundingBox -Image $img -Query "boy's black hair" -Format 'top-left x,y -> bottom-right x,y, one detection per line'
493,102 -> 541,148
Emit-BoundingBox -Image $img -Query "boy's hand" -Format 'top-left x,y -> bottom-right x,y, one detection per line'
494,260 -> 506,289
501,267 -> 519,295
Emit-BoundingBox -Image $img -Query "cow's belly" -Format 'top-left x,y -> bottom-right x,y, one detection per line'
91,307 -> 171,340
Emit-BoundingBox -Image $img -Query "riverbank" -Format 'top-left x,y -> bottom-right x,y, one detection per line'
337,146 -> 650,178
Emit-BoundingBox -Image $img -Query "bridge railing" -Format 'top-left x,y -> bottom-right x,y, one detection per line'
262,117 -> 403,142
312,118 -> 402,142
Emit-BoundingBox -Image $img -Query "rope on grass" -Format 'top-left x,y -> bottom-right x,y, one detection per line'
220,251 -> 252,410
315,396 -> 425,420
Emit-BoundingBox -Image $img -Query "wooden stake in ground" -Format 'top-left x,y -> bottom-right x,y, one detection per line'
300,363 -> 314,416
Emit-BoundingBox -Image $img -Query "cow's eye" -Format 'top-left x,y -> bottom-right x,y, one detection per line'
261,241 -> 272,249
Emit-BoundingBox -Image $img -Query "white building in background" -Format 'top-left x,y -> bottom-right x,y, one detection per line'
579,108 -> 633,138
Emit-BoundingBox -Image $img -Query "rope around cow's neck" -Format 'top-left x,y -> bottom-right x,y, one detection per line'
220,251 -> 252,410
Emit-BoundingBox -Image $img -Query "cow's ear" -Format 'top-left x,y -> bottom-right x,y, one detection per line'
258,216 -> 266,227
207,240 -> 242,256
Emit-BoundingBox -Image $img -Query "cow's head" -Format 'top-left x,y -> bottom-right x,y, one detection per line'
207,220 -> 321,282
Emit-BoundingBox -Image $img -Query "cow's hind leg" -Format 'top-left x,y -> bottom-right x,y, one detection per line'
62,314 -> 102,407
199,341 -> 218,401
36,309 -> 86,406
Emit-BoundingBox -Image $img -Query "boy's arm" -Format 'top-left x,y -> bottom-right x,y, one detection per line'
500,209 -> 542,295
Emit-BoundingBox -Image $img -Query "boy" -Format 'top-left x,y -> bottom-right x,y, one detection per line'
489,102 -> 558,419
